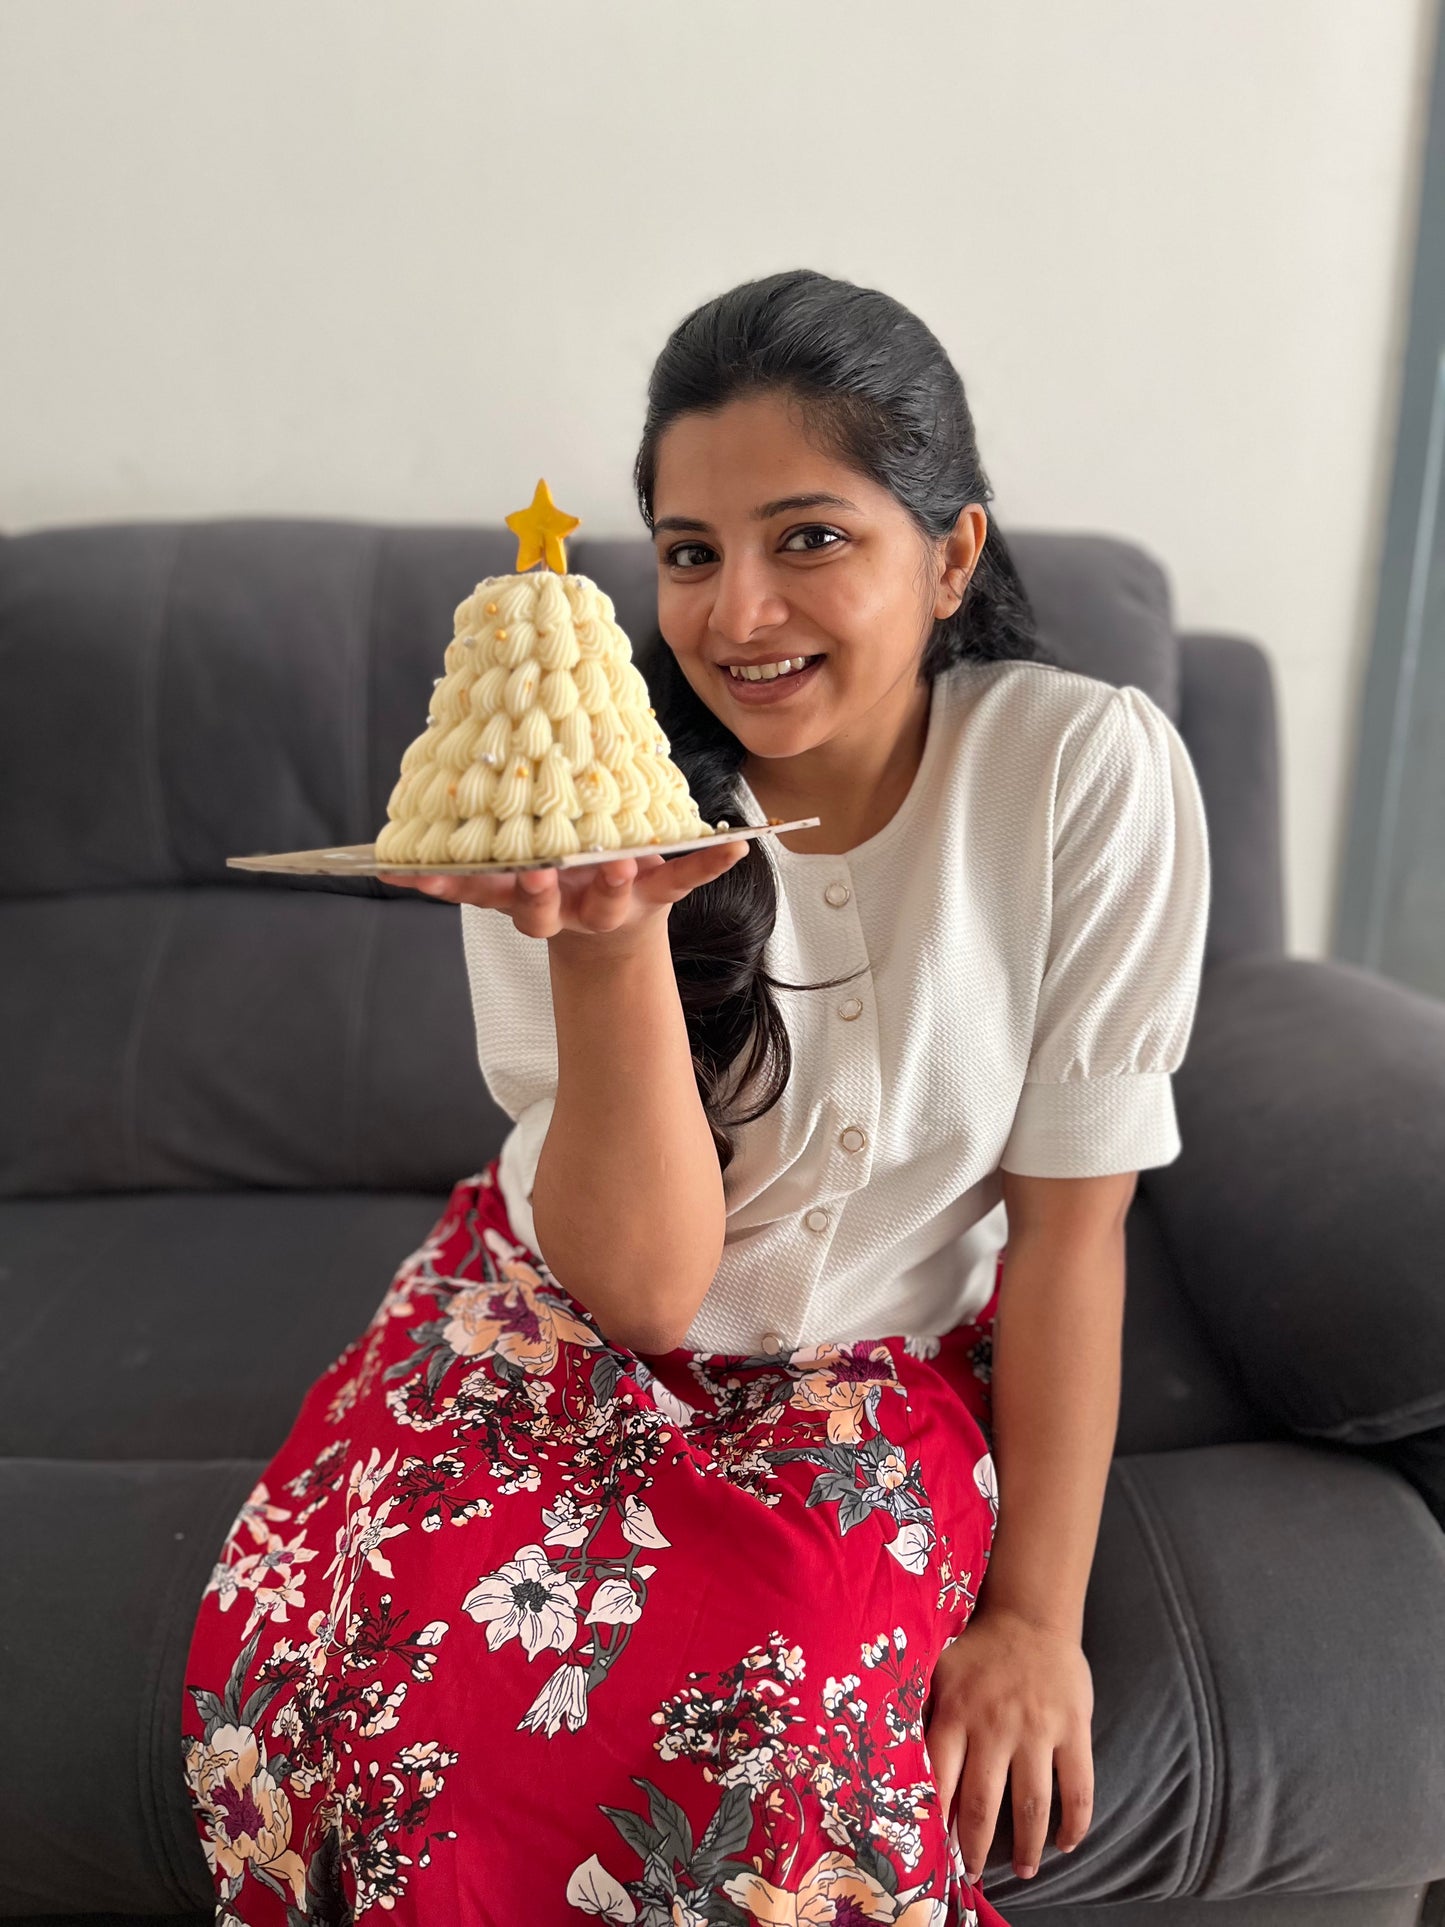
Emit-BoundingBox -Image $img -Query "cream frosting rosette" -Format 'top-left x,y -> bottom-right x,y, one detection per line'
373,568 -> 719,866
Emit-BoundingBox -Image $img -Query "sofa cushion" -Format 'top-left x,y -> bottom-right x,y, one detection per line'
0,887 -> 506,1197
986,1440 -> 1445,1909
1007,529 -> 1181,717
0,520 -> 511,898
0,1455 -> 259,1916
0,1189 -> 450,1458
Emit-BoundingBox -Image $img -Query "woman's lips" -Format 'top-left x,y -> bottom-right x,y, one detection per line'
718,656 -> 825,704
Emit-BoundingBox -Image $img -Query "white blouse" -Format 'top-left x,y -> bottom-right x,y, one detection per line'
459,656 -> 1211,1356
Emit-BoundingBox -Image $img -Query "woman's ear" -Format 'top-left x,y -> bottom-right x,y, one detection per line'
933,503 -> 988,619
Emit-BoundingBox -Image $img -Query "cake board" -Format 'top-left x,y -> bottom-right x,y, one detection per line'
226,817 -> 822,879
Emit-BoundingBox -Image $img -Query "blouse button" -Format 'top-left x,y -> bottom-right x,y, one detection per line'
760,1331 -> 784,1354
804,1207 -> 831,1233
823,880 -> 851,907
839,1125 -> 867,1153
837,996 -> 864,1021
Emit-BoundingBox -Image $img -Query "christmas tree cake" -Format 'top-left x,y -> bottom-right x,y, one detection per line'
374,480 -> 725,867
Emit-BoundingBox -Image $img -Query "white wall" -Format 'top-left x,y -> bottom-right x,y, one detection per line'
0,0 -> 1435,957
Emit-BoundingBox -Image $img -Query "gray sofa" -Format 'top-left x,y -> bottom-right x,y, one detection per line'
2,516 -> 1443,1926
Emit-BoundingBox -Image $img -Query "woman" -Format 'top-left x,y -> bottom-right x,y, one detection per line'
180,268 -> 1210,1925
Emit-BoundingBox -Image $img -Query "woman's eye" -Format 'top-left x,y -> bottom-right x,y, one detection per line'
782,526 -> 845,554
665,542 -> 715,569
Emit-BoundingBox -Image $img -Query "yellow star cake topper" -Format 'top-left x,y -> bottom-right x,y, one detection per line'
505,477 -> 581,573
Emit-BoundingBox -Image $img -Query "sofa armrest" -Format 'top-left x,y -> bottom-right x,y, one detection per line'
1144,954 -> 1445,1446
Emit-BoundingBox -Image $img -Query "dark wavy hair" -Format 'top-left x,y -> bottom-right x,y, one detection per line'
633,268 -> 1054,1175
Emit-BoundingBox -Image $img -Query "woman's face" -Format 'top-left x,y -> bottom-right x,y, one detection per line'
650,389 -> 984,760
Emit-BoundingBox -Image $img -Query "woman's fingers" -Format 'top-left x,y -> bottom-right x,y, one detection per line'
511,866 -> 562,938
1008,1742 -> 1056,1879
637,838 -> 750,903
1053,1725 -> 1094,1853
573,860 -> 640,933
374,836 -> 748,938
953,1741 -> 1010,1888
923,1709 -> 966,1866
377,871 -> 455,899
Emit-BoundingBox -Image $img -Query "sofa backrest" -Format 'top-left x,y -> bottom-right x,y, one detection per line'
0,516 -> 1256,1199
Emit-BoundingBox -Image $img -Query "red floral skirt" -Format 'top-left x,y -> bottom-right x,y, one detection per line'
179,1160 -> 1011,1925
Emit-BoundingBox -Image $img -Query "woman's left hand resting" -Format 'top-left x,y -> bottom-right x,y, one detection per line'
923,1601 -> 1095,1886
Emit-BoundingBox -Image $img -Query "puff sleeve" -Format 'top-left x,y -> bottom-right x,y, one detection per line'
999,683 -> 1211,1178
458,901 -> 558,1252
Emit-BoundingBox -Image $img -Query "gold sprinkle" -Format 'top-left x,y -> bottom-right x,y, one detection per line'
486,602 -> 498,614
496,628 -> 508,641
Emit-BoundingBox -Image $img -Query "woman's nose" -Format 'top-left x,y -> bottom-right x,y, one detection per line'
708,557 -> 787,644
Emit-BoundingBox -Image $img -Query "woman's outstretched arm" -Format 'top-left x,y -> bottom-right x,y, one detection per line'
925,1166 -> 1136,1887
534,914 -> 727,1356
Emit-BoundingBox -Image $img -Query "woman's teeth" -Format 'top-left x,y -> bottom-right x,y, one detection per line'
726,656 -> 817,682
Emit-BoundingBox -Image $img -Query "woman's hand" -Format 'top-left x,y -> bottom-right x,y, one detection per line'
376,839 -> 748,948
923,1601 -> 1095,1886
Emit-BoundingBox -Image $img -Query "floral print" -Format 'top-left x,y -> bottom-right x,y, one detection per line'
785,1340 -> 904,1443
180,1162 -> 1008,1924
465,1543 -> 586,1659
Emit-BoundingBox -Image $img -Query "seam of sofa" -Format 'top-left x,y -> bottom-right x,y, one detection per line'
1112,1457 -> 1226,1898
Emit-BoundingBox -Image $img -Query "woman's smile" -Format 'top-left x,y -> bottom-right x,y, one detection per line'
718,653 -> 827,704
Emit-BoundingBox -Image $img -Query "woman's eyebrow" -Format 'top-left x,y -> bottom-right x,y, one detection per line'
652,492 -> 860,536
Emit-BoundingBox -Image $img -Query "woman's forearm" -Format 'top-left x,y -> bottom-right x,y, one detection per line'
979,1219 -> 1126,1643
531,918 -> 725,1356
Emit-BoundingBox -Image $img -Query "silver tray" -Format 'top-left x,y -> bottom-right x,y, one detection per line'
227,816 -> 821,878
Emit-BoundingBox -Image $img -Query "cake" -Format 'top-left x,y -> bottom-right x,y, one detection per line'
373,481 -> 725,867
